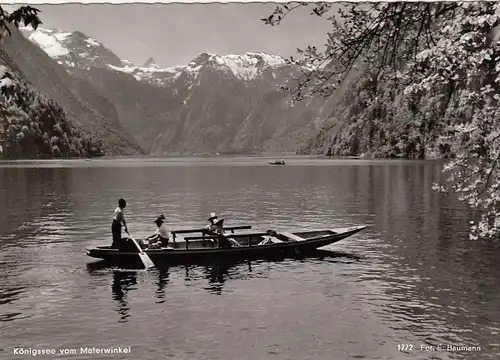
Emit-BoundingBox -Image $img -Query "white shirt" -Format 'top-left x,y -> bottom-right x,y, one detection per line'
205,223 -> 224,234
155,224 -> 170,239
113,207 -> 124,223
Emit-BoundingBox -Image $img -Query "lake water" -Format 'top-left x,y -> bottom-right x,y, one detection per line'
1,157 -> 499,360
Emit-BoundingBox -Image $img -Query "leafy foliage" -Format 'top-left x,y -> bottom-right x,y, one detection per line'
264,2 -> 500,240
0,5 -> 41,38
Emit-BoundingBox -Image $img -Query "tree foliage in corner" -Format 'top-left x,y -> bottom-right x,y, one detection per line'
0,5 -> 42,37
263,2 -> 500,240
0,5 -> 104,158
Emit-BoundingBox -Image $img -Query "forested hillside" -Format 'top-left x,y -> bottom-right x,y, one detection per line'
0,64 -> 103,158
301,69 -> 455,159
265,2 -> 500,240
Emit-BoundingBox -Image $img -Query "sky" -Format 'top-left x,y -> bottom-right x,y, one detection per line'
3,3 -> 334,67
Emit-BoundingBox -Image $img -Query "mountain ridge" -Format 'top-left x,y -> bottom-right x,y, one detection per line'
20,25 -> 334,155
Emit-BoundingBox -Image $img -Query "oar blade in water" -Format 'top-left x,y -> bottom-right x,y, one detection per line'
138,252 -> 155,269
128,237 -> 155,269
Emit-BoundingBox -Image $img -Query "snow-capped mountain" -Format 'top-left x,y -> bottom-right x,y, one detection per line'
21,26 -> 301,88
20,27 -> 123,70
109,51 -> 290,84
19,25 -> 334,155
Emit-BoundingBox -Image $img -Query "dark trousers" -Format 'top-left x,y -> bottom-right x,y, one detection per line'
159,237 -> 169,247
217,234 -> 232,248
111,220 -> 122,249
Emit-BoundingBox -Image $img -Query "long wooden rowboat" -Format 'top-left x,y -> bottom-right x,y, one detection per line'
86,224 -> 366,266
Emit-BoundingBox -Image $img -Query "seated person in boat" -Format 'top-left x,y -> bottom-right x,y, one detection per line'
111,198 -> 128,249
204,217 -> 240,248
204,212 -> 219,232
147,215 -> 171,248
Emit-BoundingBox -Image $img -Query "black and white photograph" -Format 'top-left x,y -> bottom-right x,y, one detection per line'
0,1 -> 499,359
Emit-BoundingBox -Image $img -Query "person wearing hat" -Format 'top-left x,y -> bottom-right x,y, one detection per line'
204,212 -> 219,233
111,198 -> 128,249
147,214 -> 171,247
204,216 -> 241,248
211,218 -> 225,234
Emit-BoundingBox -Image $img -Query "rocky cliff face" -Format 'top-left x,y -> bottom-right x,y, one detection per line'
22,26 -> 334,154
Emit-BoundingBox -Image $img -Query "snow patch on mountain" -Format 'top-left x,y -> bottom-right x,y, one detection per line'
181,52 -> 288,81
122,60 -> 134,67
58,60 -> 76,68
27,29 -> 70,58
185,62 -> 202,78
53,31 -> 72,42
84,38 -> 101,47
108,63 -> 183,75
107,63 -> 184,86
213,53 -> 286,81
107,64 -> 135,75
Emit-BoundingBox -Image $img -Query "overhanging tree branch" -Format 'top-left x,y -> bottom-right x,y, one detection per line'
263,2 -> 461,102
0,5 -> 42,38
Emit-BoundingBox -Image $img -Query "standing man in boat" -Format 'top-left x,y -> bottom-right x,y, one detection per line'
111,198 -> 128,249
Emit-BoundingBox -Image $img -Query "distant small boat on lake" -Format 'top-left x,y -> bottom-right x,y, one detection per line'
269,160 -> 286,165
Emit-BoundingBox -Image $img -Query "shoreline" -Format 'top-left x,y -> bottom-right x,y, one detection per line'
0,154 -> 446,163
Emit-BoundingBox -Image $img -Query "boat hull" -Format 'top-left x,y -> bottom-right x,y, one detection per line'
86,226 -> 366,266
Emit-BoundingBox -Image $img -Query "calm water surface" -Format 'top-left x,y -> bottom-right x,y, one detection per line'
0,157 -> 499,360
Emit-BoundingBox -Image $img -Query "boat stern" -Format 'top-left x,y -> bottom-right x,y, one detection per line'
86,246 -> 115,260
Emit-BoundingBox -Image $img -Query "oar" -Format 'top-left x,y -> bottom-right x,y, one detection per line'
275,231 -> 304,242
126,231 -> 154,269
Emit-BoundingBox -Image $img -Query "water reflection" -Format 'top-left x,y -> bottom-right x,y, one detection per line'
0,167 -> 73,249
0,286 -> 23,306
0,312 -> 22,322
111,271 -> 137,323
0,286 -> 25,323
87,249 -> 362,301
155,268 -> 170,303
203,261 -> 238,295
